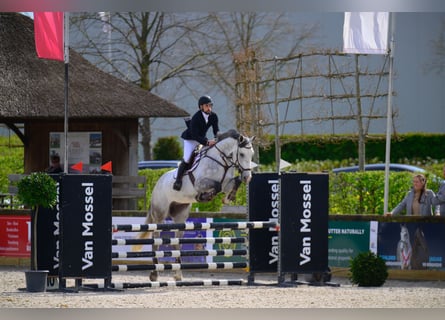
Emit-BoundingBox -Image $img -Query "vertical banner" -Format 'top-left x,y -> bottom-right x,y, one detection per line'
34,12 -> 64,61
280,173 -> 329,273
343,12 -> 389,54
378,222 -> 445,270
59,174 -> 112,279
248,173 -> 279,273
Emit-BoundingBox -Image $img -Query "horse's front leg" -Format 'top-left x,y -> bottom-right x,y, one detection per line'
223,176 -> 242,204
195,178 -> 221,202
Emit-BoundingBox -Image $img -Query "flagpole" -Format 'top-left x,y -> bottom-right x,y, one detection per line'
383,13 -> 396,214
63,12 -> 70,174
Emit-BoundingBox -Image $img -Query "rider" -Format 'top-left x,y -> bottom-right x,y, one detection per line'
173,95 -> 220,191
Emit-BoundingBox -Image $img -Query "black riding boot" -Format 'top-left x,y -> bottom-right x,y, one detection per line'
173,161 -> 188,191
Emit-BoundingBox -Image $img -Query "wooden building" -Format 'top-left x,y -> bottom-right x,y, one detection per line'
0,13 -> 189,177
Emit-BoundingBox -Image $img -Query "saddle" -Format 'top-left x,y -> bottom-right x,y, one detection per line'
183,145 -> 204,175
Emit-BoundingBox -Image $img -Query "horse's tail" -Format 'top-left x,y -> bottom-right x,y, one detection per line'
131,205 -> 154,252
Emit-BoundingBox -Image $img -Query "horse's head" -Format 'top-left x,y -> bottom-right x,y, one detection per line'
236,134 -> 256,184
214,129 -> 255,183
400,225 -> 410,243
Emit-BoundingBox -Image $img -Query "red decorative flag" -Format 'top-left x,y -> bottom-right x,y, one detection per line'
71,162 -> 83,172
101,161 -> 113,173
34,12 -> 64,61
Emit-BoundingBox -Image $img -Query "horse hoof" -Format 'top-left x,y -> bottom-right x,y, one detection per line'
150,272 -> 159,282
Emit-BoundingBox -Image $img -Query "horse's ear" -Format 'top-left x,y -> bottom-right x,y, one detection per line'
251,136 -> 256,142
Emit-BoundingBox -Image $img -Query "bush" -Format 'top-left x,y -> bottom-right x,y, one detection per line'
153,136 -> 181,160
349,251 -> 388,287
17,172 -> 57,209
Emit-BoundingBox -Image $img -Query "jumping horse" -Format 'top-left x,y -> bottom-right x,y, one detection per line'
134,129 -> 255,281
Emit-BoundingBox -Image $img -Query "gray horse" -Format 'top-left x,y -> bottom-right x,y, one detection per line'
134,129 -> 255,281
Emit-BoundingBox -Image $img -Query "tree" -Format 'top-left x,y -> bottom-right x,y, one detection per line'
425,17 -> 445,76
188,13 -> 318,161
70,13 -> 317,162
70,12 -> 212,159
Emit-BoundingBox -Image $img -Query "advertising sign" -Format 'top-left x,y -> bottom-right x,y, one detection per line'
248,173 -> 280,273
0,215 -> 30,257
211,218 -> 248,263
378,222 -> 445,270
59,174 -> 112,279
35,174 -> 62,276
280,172 -> 329,274
328,221 -> 376,268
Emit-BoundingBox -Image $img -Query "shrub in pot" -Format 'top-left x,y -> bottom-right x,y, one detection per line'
17,172 -> 57,271
349,251 -> 388,287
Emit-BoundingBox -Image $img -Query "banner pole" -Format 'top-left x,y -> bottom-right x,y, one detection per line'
63,12 -> 70,174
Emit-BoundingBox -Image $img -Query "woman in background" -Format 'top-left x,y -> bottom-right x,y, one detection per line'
385,174 -> 439,216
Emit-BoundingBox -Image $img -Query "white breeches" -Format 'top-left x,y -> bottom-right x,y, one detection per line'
183,139 -> 200,163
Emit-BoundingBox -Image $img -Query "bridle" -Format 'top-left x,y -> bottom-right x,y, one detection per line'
188,137 -> 253,186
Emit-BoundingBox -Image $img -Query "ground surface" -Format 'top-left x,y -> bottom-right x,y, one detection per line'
1,266 -> 445,308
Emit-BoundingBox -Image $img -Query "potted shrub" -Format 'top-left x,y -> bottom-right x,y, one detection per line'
349,251 -> 388,287
17,172 -> 57,291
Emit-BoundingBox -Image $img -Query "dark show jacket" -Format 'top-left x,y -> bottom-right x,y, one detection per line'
181,110 -> 219,146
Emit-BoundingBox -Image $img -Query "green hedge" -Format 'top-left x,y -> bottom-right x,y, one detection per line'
259,133 -> 445,164
329,171 -> 441,215
138,169 -> 441,215
2,135 -> 443,215
0,136 -> 24,193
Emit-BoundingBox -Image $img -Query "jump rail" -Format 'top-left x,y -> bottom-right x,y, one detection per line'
83,279 -> 246,290
112,221 -> 278,232
112,249 -> 247,259
112,237 -> 246,246
112,262 -> 248,272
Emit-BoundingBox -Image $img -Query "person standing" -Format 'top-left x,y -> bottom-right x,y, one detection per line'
432,165 -> 445,216
46,154 -> 63,174
385,173 -> 439,216
173,95 -> 219,191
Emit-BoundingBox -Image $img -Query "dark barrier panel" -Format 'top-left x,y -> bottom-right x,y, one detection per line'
280,172 -> 329,274
59,174 -> 112,279
36,174 -> 62,276
248,173 -> 279,273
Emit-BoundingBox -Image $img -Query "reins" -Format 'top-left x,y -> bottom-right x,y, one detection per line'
188,137 -> 252,187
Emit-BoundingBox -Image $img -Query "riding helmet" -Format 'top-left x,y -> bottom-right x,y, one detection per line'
198,95 -> 213,107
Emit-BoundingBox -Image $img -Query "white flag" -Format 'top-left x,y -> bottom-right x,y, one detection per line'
343,12 -> 389,55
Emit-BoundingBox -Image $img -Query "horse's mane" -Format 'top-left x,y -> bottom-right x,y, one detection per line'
217,129 -> 240,141
215,129 -> 253,149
